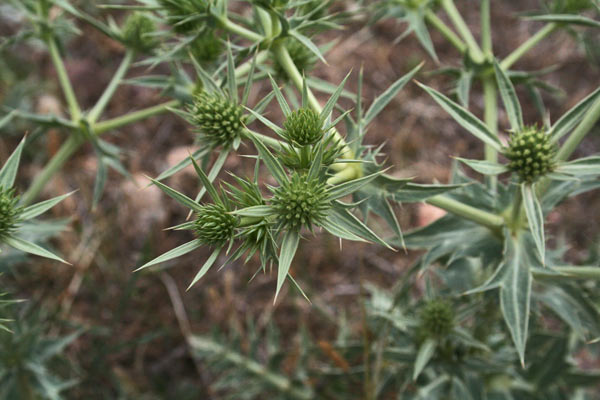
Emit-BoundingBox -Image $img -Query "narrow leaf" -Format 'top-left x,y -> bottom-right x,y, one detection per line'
187,247 -> 221,290
494,60 -> 523,132
0,136 -> 25,189
4,235 -> 69,264
246,131 -> 288,185
455,157 -> 509,176
417,82 -> 503,151
20,191 -> 75,220
549,86 -> 600,142
522,184 -> 545,264
289,29 -> 326,64
231,205 -> 274,217
268,74 -> 291,117
320,72 -> 351,123
555,156 -> 600,176
413,338 -> 436,380
326,170 -> 385,200
525,14 -> 600,28
149,177 -> 202,213
135,240 -> 203,271
189,156 -> 221,203
275,230 -> 300,302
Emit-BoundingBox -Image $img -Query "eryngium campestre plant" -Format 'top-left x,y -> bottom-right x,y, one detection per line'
189,91 -> 245,148
272,172 -> 329,231
122,12 -> 158,53
419,299 -> 455,339
283,108 -> 323,146
194,203 -> 237,245
0,188 -> 21,240
505,126 -> 557,183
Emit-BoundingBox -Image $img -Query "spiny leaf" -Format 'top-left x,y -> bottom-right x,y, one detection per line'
494,60 -> 523,132
522,184 -> 545,265
275,230 -> 300,303
0,136 -> 26,189
4,235 -> 70,264
135,240 -> 203,272
20,191 -> 76,221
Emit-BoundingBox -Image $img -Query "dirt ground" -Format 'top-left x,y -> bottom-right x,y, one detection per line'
1,0 -> 599,398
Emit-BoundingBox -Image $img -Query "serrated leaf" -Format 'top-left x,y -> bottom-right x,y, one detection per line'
3,235 -> 69,264
275,230 -> 300,302
549,86 -> 600,142
455,157 -> 509,176
555,156 -> 600,176
499,232 -> 532,367
0,136 -> 25,189
417,82 -> 503,151
363,62 -> 422,126
413,338 -> 436,380
20,191 -> 75,220
135,240 -> 203,272
494,60 -> 524,132
522,184 -> 545,264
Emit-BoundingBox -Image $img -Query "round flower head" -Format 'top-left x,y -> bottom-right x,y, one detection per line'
189,92 -> 245,148
158,0 -> 203,33
194,203 -> 237,246
122,12 -> 158,53
505,126 -> 556,183
272,173 -> 330,231
190,31 -> 223,64
283,108 -> 323,146
273,39 -> 316,82
0,187 -> 22,240
419,299 -> 454,338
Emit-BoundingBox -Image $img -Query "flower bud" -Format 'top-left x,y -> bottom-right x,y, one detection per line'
0,187 -> 22,240
505,126 -> 556,183
122,13 -> 158,53
189,92 -> 245,148
158,0 -> 202,33
272,173 -> 329,230
283,108 -> 323,146
194,203 -> 237,245
419,300 -> 454,338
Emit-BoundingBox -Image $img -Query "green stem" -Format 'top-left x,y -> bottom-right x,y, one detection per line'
21,134 -> 84,205
500,23 -> 557,70
47,36 -> 81,121
533,266 -> 600,280
480,0 -> 493,57
234,50 -> 270,78
483,77 -> 498,192
219,17 -> 264,42
509,185 -> 524,230
556,96 -> 600,162
426,195 -> 505,231
88,50 -> 135,124
424,10 -> 467,54
440,0 -> 485,64
93,100 -> 179,135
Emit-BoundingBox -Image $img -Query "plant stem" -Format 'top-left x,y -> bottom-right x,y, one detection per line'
556,96 -> 600,162
440,0 -> 485,64
533,266 -> 600,280
480,0 -> 493,57
189,336 -> 313,400
327,166 -> 358,185
500,23 -> 557,70
219,17 -> 264,42
47,36 -> 81,121
424,10 -> 467,54
235,50 -> 270,78
426,195 -> 504,231
510,185 -> 523,229
88,50 -> 135,124
483,77 -> 498,192
22,134 -> 84,205
93,100 -> 179,135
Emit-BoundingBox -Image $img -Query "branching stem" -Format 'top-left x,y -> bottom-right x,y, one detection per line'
426,195 -> 504,232
47,36 -> 81,121
440,0 -> 485,64
500,23 -> 557,70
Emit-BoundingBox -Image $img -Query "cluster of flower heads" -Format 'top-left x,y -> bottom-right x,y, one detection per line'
505,126 -> 557,183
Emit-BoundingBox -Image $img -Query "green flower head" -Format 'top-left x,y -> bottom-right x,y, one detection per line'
0,187 -> 22,240
194,203 -> 237,246
272,173 -> 330,231
419,299 -> 454,338
158,0 -> 205,33
283,108 -> 323,146
505,126 -> 557,183
122,12 -> 158,53
189,92 -> 245,148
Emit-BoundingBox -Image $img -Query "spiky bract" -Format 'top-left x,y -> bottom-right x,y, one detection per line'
419,300 -> 454,338
505,126 -> 556,183
194,203 -> 237,246
189,92 -> 245,148
272,173 -> 329,231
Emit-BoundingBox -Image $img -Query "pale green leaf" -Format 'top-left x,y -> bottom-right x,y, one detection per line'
549,86 -> 600,142
187,247 -> 221,290
149,177 -> 202,213
455,157 -> 509,176
413,338 -> 436,380
20,191 -> 76,220
275,230 -> 300,302
555,156 -> 600,176
3,235 -> 69,264
522,184 -> 545,264
494,60 -> 523,132
0,136 -> 25,189
135,240 -> 203,271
